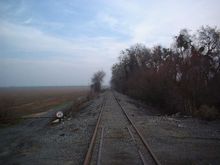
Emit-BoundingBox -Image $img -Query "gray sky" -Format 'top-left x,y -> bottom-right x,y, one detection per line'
0,0 -> 220,86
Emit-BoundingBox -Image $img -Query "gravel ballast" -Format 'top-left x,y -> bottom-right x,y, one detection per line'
0,91 -> 220,165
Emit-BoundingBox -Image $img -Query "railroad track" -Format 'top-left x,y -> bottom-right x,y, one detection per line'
83,96 -> 106,165
83,91 -> 161,165
113,92 -> 161,165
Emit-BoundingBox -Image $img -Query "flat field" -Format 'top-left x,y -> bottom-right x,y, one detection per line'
0,86 -> 89,118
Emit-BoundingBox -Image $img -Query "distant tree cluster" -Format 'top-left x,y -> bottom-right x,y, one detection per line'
111,26 -> 220,118
91,70 -> 105,93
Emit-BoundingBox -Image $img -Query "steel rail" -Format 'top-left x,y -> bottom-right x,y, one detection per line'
97,126 -> 104,165
127,127 -> 148,165
113,92 -> 161,165
83,97 -> 105,165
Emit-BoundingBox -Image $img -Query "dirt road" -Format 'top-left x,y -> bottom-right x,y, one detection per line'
0,90 -> 220,165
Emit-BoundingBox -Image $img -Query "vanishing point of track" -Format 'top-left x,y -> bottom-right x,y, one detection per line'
83,91 -> 161,165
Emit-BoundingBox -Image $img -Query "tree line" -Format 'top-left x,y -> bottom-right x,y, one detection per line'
111,26 -> 220,118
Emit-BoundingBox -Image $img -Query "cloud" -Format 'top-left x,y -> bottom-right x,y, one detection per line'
1,21 -> 127,55
98,13 -> 118,29
100,0 -> 220,46
0,21 -> 128,86
0,0 -> 220,86
23,17 -> 32,24
0,21 -> 81,54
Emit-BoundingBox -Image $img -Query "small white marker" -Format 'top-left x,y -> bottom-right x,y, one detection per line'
56,111 -> 64,118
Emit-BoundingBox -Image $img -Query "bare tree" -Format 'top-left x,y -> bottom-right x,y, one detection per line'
91,70 -> 105,93
111,26 -> 220,118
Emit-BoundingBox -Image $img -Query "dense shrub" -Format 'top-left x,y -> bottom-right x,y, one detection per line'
111,26 -> 220,118
194,105 -> 219,120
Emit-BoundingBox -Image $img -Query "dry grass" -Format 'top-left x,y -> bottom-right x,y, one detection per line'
0,86 -> 89,123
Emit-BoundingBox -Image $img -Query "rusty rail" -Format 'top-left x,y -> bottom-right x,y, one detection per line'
127,127 -> 148,165
113,92 -> 161,165
83,97 -> 106,165
97,126 -> 104,165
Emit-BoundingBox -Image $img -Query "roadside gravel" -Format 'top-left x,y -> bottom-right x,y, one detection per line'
1,91 -> 220,165
115,92 -> 220,165
0,94 -> 104,165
